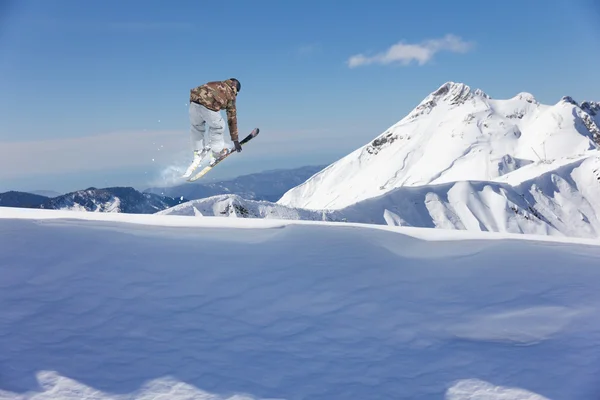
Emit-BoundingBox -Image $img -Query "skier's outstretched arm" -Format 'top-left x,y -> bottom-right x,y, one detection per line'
226,100 -> 241,152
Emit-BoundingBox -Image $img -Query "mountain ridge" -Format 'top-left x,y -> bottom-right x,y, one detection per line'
0,187 -> 187,214
159,151 -> 600,238
1,165 -> 325,213
39,186 -> 187,213
277,81 -> 600,210
0,191 -> 49,208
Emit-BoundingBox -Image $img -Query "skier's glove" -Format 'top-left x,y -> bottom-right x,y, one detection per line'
233,140 -> 242,152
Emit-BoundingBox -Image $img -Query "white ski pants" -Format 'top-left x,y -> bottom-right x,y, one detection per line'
189,102 -> 226,153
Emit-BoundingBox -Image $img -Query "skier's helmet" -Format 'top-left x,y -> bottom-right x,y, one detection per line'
230,78 -> 241,93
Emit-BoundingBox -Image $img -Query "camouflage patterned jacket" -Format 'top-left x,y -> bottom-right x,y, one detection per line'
190,79 -> 239,141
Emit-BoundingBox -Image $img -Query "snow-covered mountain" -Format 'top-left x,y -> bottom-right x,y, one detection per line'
39,186 -> 187,213
278,82 -> 600,210
2,207 -> 600,399
160,152 -> 600,238
145,165 -> 326,202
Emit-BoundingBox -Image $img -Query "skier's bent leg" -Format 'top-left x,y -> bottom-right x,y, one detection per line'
202,109 -> 226,155
183,103 -> 211,178
189,103 -> 208,152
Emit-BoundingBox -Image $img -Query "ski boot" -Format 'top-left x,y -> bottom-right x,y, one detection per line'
209,148 -> 231,165
182,147 -> 210,178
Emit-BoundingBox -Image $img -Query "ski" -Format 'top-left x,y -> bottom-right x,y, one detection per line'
187,128 -> 260,182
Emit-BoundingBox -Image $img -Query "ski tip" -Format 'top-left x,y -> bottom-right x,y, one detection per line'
253,127 -> 260,136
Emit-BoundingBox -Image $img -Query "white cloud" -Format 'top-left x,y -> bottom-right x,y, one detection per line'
347,34 -> 474,68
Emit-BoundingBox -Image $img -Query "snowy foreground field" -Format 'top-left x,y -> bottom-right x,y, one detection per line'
2,207 -> 600,399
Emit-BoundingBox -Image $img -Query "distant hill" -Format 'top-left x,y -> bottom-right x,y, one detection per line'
144,165 -> 326,202
0,165 -> 326,214
39,186 -> 187,213
0,191 -> 49,208
1,187 -> 187,214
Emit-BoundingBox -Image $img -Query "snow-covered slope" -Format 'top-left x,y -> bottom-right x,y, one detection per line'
278,82 -> 600,210
161,152 -> 600,238
339,152 -> 600,237
1,207 -> 600,399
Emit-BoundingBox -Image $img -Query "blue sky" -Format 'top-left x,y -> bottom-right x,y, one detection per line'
1,0 -> 599,193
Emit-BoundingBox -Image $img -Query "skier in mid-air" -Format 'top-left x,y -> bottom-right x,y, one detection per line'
183,78 -> 242,178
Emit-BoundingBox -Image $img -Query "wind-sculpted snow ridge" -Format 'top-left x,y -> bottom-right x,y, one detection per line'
1,208 -> 600,399
445,379 -> 551,400
0,371 -> 267,400
0,372 -> 553,400
278,81 -> 600,210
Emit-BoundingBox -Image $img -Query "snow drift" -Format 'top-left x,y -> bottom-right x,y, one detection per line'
1,207 -> 600,399
278,82 -> 600,210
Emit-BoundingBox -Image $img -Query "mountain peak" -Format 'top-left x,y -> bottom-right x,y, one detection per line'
278,82 -> 600,211
407,81 -> 489,120
554,96 -> 600,145
513,92 -> 538,104
581,101 -> 599,116
561,95 -> 578,106
557,95 -> 599,109
431,81 -> 490,102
